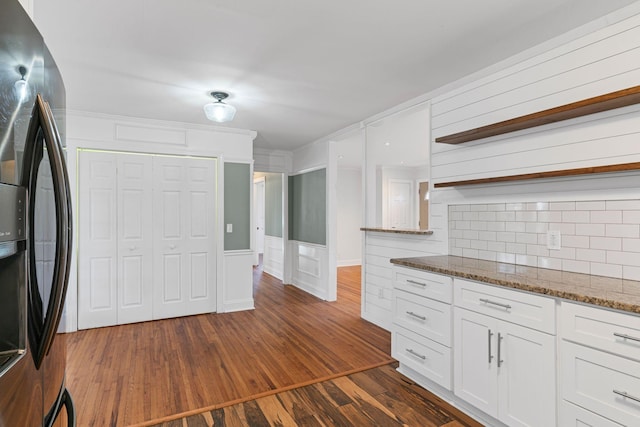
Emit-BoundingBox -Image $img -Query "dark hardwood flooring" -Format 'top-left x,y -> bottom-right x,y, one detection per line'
152,363 -> 483,427
67,264 -> 393,426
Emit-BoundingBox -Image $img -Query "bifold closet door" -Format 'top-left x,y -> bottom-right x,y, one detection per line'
78,151 -> 153,329
152,156 -> 217,320
116,154 -> 153,324
78,151 -> 118,329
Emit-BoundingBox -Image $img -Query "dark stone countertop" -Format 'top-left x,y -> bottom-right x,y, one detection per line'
390,255 -> 640,315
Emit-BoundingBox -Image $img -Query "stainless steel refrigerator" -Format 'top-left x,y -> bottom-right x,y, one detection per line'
0,0 -> 75,425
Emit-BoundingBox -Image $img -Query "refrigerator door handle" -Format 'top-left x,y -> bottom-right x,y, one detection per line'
23,94 -> 72,369
44,388 -> 76,427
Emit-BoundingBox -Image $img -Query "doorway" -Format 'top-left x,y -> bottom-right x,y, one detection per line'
253,176 -> 265,266
253,172 -> 285,279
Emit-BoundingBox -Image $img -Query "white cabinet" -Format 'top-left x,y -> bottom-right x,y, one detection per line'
560,302 -> 640,426
391,266 -> 453,389
453,279 -> 556,427
78,150 -> 217,329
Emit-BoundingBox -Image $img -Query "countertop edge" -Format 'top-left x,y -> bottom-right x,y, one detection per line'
360,227 -> 434,235
391,258 -> 640,315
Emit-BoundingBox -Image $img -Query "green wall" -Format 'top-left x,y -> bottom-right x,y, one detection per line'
288,168 -> 326,245
224,162 -> 251,250
264,173 -> 283,238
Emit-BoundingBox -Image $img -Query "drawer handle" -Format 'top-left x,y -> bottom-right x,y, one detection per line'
613,332 -> 640,343
613,390 -> 640,404
407,279 -> 427,287
479,298 -> 512,310
406,311 -> 427,321
406,348 -> 426,360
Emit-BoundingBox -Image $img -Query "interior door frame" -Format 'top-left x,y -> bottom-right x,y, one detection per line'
253,176 -> 266,266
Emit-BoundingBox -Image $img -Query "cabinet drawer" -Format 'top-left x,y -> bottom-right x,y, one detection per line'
562,341 -> 640,426
560,400 -> 623,427
393,266 -> 452,304
392,326 -> 452,390
561,302 -> 640,362
454,278 -> 555,334
393,289 -> 451,346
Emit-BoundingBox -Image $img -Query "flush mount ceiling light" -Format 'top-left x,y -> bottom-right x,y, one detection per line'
203,91 -> 236,123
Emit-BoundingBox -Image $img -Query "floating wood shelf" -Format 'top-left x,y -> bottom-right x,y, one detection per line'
435,85 -> 640,145
434,162 -> 640,188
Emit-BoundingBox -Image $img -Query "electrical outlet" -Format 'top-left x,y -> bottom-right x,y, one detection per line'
226,224 -> 233,233
547,230 -> 561,250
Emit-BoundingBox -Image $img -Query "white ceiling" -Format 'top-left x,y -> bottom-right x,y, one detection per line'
33,0 -> 638,152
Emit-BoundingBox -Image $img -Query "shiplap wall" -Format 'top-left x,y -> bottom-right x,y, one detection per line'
362,231 -> 444,330
431,9 -> 640,185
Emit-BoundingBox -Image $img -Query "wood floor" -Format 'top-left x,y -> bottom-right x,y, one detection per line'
66,265 -> 393,426
151,363 -> 483,427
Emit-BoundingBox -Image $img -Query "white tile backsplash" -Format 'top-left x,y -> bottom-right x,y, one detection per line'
449,198 -> 640,279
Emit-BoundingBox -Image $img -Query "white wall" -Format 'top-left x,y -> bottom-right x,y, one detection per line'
428,3 -> 640,278
63,111 -> 256,332
286,141 -> 337,301
337,167 -> 362,266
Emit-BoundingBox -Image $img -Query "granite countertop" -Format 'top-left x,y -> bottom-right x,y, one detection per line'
390,255 -> 640,315
360,227 -> 434,235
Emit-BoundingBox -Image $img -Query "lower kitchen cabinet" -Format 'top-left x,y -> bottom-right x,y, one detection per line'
453,307 -> 556,427
560,301 -> 640,426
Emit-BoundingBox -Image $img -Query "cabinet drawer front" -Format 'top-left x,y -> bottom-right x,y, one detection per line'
561,302 -> 640,362
562,341 -> 640,426
560,400 -> 623,427
393,290 -> 452,346
392,326 -> 452,390
393,267 -> 452,303
454,278 -> 555,334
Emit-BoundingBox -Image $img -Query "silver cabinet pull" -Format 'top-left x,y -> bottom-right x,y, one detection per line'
406,311 -> 426,321
479,298 -> 512,310
488,329 -> 494,364
406,348 -> 426,360
497,333 -> 504,368
613,390 -> 640,404
613,332 -> 640,343
407,279 -> 427,287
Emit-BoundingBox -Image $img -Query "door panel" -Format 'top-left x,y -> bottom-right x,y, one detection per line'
117,154 -> 152,324
498,321 -> 556,427
388,179 -> 412,229
152,156 -> 217,319
453,307 -> 498,418
190,252 -> 208,299
78,151 -> 118,329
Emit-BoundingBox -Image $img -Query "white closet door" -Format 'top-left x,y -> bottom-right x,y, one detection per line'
152,156 -> 217,320
78,151 -> 118,329
117,154 -> 153,324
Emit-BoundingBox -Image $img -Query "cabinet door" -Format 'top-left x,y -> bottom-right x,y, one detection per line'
497,320 -> 556,427
454,307 -> 498,418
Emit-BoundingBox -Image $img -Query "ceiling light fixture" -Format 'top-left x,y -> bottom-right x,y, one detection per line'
203,91 -> 236,123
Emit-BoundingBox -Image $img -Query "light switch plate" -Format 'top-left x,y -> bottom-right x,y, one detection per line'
226,224 -> 233,233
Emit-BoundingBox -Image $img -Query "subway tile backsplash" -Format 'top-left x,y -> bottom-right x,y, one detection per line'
448,200 -> 640,280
